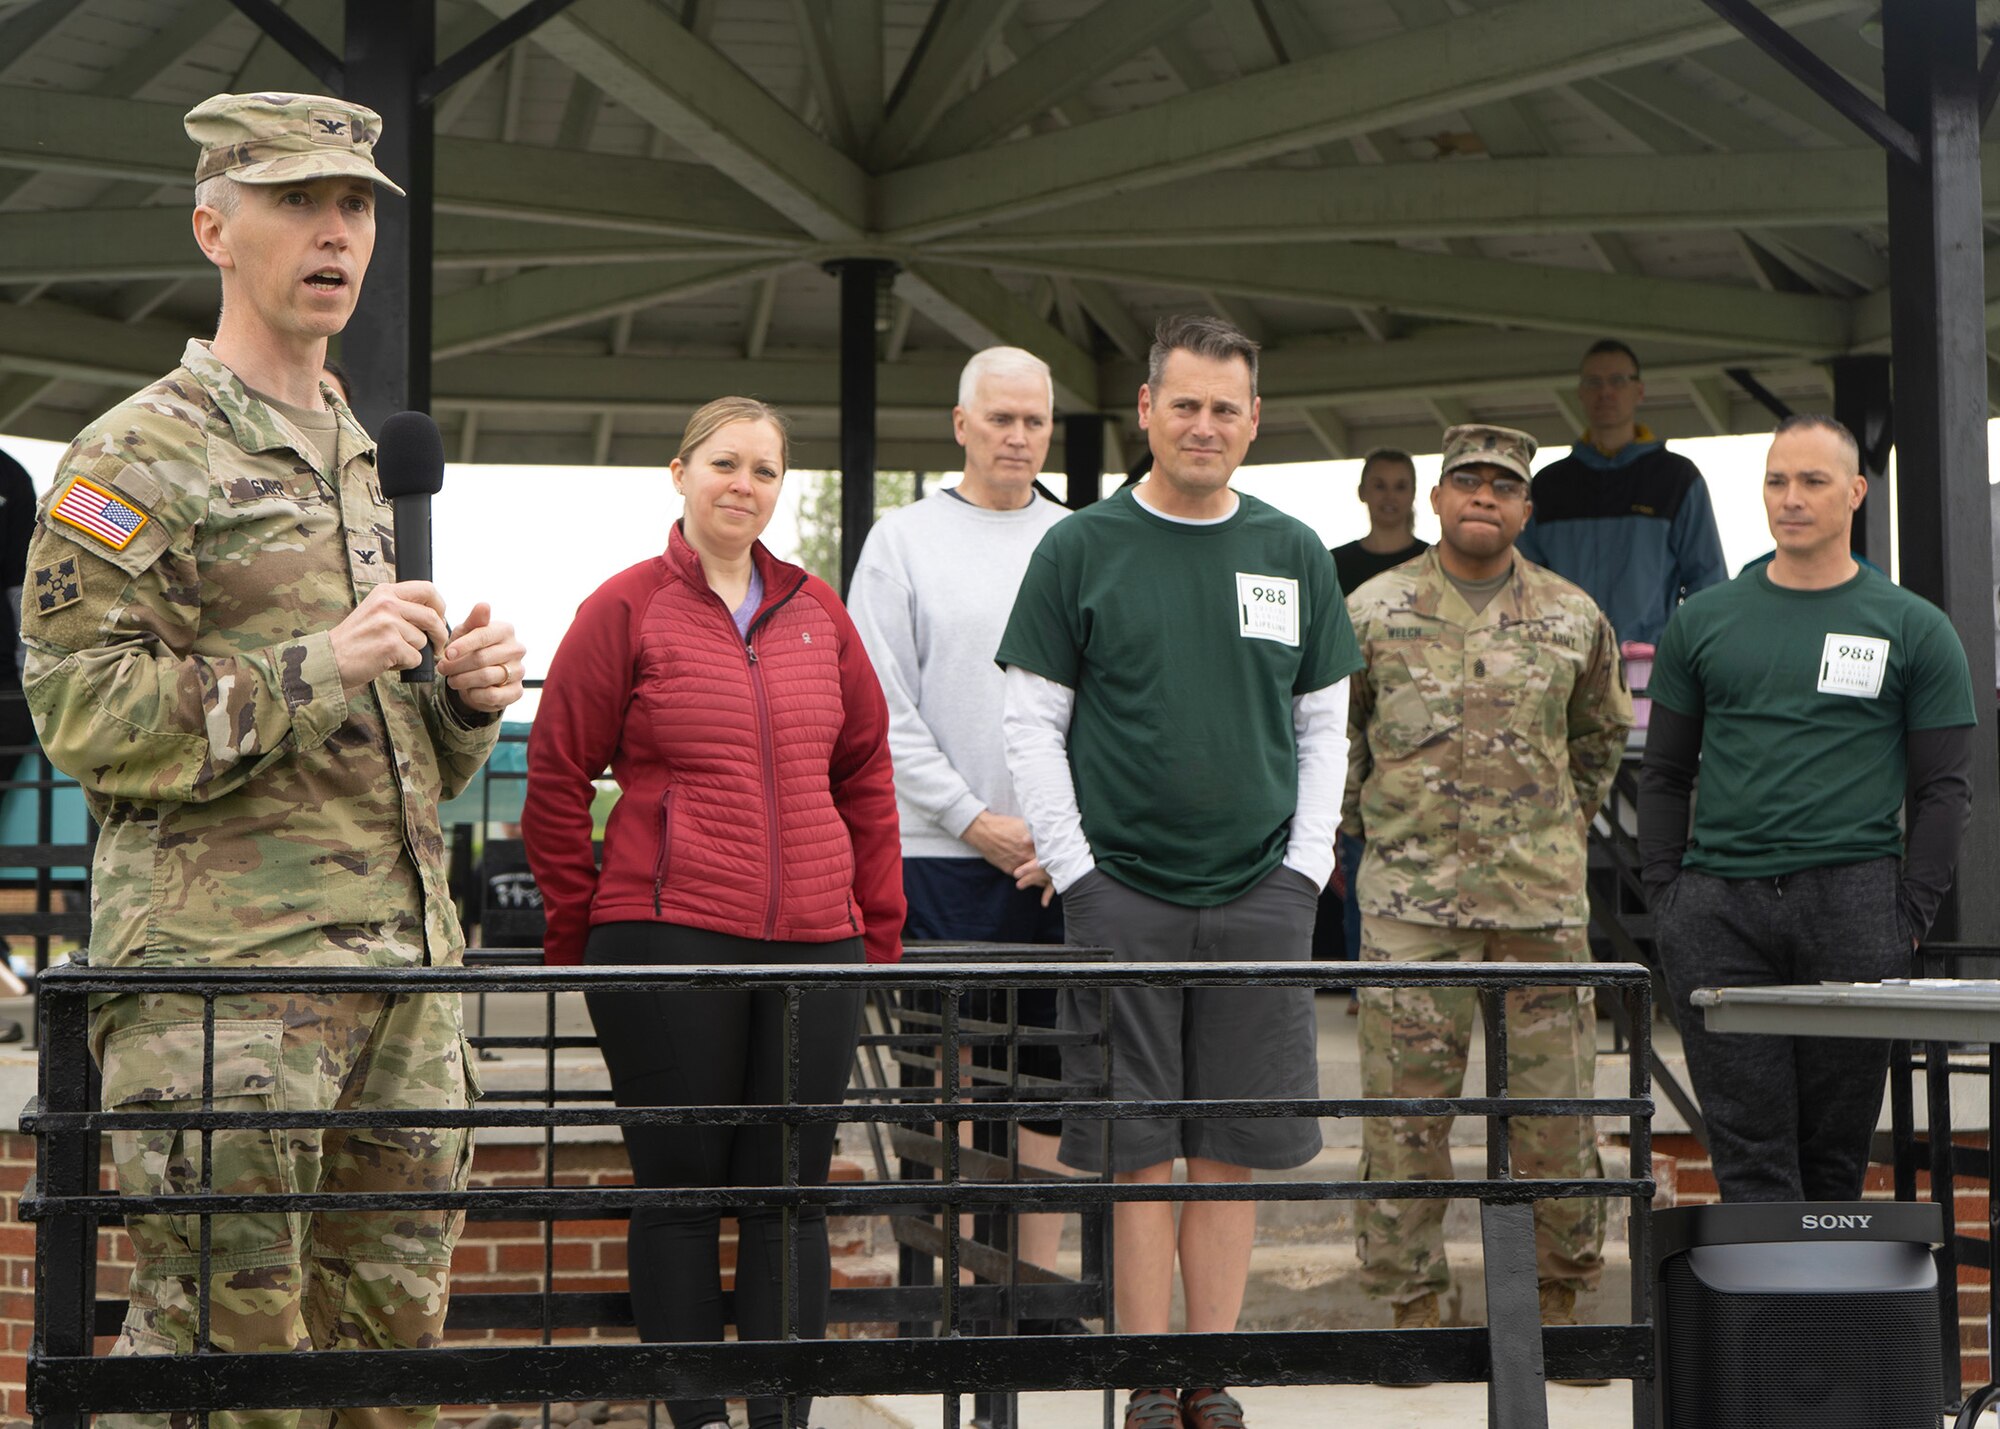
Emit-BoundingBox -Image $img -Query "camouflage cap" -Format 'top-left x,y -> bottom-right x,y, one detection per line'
184,92 -> 406,197
1440,423 -> 1537,483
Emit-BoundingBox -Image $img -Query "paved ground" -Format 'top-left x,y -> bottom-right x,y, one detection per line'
847,1386 -> 1984,1428
848,1382 -> 1639,1428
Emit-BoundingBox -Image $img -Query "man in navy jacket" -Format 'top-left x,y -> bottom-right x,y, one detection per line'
1517,339 -> 1727,646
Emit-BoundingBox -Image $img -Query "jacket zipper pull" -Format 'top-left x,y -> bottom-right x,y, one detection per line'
746,642 -> 758,664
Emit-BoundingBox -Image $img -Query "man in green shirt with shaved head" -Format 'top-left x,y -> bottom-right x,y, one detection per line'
1640,414 -> 1976,1204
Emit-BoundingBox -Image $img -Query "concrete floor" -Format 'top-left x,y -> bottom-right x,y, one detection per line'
850,1382 -> 1640,1429
850,1382 -> 1982,1429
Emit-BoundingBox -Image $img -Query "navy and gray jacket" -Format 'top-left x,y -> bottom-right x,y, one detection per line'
1515,436 -> 1727,647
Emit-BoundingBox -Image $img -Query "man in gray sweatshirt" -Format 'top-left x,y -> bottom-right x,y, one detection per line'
849,346 -> 1073,1304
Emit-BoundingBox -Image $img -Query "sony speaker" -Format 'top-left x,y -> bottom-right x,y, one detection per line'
1654,1201 -> 1944,1429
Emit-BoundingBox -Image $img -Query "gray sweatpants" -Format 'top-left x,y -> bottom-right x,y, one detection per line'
1656,856 -> 1912,1202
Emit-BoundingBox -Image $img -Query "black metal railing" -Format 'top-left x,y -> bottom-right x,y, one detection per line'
27,957 -> 1656,1429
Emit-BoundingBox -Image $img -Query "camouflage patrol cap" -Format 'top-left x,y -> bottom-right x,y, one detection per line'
1440,423 -> 1537,483
184,92 -> 406,197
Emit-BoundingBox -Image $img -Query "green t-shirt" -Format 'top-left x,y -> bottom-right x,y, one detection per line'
1648,564 -> 1977,878
995,487 -> 1363,905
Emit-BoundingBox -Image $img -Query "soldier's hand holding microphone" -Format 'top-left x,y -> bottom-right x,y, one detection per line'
331,409 -> 526,713
327,583 -> 524,714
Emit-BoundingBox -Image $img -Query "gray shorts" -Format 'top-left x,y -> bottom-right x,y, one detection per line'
1057,864 -> 1323,1174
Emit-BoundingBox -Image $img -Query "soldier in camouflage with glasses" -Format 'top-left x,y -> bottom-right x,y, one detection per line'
1341,423 -> 1630,1353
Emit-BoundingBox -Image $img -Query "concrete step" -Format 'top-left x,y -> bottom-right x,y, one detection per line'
1255,1144 -> 1643,1246
1310,1009 -> 1693,1140
828,1142 -> 1653,1261
837,1145 -> 1651,1302
1238,1240 -> 1636,1334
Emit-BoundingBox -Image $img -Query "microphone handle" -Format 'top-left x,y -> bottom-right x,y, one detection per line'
392,496 -> 435,683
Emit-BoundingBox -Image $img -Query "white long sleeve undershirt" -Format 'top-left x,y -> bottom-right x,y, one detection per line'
1000,667 -> 1094,893
1286,678 -> 1350,889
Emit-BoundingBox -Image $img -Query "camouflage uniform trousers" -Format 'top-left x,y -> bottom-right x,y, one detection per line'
1355,915 -> 1605,1304
94,986 -> 480,1429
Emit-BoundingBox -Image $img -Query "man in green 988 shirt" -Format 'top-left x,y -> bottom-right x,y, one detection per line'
1640,414 -> 1976,1203
998,315 -> 1363,1429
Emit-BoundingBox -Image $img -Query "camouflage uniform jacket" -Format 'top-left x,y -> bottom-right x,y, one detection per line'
1342,547 -> 1631,928
22,340 -> 497,970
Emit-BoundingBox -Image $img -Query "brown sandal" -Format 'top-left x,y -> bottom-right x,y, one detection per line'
1180,1387 -> 1247,1429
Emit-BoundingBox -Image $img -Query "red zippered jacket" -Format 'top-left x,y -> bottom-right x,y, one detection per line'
524,525 -> 904,964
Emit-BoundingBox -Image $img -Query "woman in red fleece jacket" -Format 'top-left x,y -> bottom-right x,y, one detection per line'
524,396 -> 902,1429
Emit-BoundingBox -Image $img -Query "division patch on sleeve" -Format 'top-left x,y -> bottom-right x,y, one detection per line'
50,476 -> 149,551
31,558 -> 81,614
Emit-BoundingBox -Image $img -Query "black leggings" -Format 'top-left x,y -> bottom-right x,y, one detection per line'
584,922 -> 865,1429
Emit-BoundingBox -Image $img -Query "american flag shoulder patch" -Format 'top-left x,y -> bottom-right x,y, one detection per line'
51,476 -> 149,551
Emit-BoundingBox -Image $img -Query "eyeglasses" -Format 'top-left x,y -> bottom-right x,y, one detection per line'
1444,469 -> 1528,500
1579,374 -> 1638,392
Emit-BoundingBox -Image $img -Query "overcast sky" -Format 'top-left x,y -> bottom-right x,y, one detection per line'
6,424 -> 1996,718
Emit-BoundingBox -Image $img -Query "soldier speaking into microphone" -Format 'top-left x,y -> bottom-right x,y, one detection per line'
22,92 -> 524,1429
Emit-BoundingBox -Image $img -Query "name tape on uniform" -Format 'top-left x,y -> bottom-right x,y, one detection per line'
51,476 -> 148,551
1236,572 -> 1299,646
1818,632 -> 1889,699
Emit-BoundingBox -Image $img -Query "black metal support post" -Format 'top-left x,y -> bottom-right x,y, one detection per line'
829,259 -> 893,596
1063,412 -> 1106,510
1482,1202 -> 1548,1429
342,0 -> 435,432
1480,987 -> 1550,1429
1831,355 -> 1893,565
1926,1041 -> 1966,1406
1884,0 -> 1998,942
1626,981 -> 1656,1429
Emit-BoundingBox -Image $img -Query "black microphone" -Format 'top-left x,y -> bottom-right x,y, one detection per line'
376,410 -> 445,683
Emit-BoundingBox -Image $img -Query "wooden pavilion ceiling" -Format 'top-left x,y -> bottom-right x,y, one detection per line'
0,0 -> 1995,471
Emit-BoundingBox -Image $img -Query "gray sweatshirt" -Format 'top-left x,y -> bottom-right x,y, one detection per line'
847,486 -> 1069,859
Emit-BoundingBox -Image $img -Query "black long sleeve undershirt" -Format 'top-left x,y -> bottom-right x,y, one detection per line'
1635,704 -> 1973,943
1635,704 -> 1701,903
1900,725 -> 1974,939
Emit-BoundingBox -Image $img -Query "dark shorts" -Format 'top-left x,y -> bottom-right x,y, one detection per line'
1057,864 -> 1323,1174
903,856 -> 1066,1137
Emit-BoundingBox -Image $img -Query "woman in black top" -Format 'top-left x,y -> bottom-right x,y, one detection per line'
1330,447 -> 1428,596
1323,449 -> 1428,995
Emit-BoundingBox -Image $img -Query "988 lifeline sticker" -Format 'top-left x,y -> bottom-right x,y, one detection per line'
1236,572 -> 1299,645
1818,632 -> 1889,698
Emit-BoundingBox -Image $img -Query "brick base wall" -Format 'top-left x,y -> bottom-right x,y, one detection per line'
0,1132 -> 31,1424
1653,1130 -> 1993,1385
0,1132 -> 889,1422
